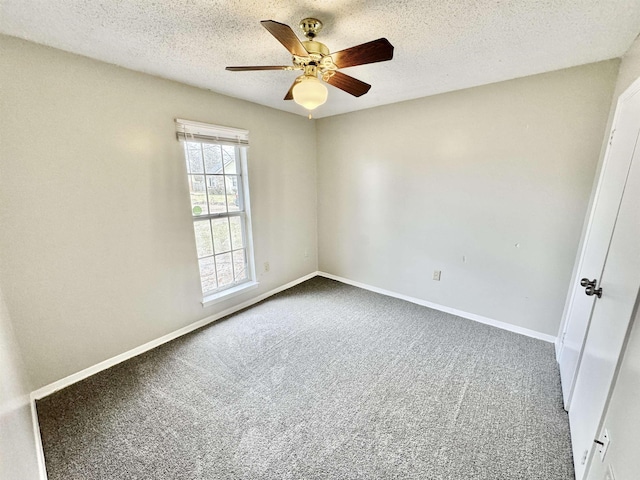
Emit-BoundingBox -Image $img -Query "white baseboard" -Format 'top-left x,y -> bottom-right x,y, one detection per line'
30,397 -> 48,480
30,271 -> 318,401
317,271 -> 557,343
29,271 -> 555,401
555,337 -> 564,362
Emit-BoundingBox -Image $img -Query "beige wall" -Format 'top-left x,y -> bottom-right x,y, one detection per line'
0,32 -> 627,389
0,283 -> 41,479
612,34 -> 640,99
0,35 -> 318,389
316,61 -> 619,337
586,34 -> 640,480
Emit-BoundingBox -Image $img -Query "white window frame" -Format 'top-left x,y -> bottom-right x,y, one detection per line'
176,119 -> 257,306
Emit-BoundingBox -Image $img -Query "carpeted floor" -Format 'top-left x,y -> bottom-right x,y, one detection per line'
37,277 -> 574,479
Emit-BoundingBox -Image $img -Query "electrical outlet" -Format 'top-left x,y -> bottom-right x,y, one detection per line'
604,464 -> 616,480
264,261 -> 270,272
304,248 -> 309,258
433,270 -> 441,281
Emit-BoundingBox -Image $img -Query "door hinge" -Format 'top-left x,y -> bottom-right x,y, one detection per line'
609,129 -> 616,146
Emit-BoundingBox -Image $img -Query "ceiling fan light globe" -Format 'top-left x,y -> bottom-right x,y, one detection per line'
293,76 -> 328,110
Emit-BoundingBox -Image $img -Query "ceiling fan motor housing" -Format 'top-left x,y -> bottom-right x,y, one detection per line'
293,39 -> 336,81
302,40 -> 329,56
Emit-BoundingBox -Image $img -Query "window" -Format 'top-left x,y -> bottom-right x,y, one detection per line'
176,119 -> 255,302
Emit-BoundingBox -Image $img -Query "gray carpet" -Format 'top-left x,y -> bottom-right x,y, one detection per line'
37,277 -> 574,479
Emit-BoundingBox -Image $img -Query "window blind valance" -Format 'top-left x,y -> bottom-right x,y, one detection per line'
175,119 -> 249,147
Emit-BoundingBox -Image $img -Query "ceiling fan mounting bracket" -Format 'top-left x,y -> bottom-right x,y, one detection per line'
299,18 -> 323,39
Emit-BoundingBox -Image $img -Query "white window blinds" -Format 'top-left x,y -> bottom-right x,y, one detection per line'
175,119 -> 249,147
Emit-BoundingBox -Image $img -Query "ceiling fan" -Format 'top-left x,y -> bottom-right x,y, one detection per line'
226,18 -> 394,114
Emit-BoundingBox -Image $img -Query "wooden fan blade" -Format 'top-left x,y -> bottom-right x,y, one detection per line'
284,78 -> 299,100
226,66 -> 291,71
331,38 -> 394,69
261,20 -> 309,57
325,71 -> 371,97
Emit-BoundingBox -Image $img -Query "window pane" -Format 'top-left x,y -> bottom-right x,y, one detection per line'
225,175 -> 241,212
185,142 -> 204,174
229,216 -> 244,250
180,128 -> 252,297
215,253 -> 233,288
232,249 -> 247,282
199,257 -> 217,293
222,146 -> 238,174
211,218 -> 231,253
193,220 -> 213,258
203,144 -> 223,174
188,175 -> 208,215
207,175 -> 226,214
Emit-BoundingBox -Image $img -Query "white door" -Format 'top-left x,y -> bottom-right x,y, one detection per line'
569,119 -> 640,480
558,82 -> 640,408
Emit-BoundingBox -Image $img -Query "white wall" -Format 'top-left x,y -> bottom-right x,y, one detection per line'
586,34 -> 640,480
0,35 -> 318,389
316,61 -> 619,337
0,283 -> 41,479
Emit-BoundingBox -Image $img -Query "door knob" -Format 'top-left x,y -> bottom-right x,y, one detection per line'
585,285 -> 603,298
580,278 -> 597,288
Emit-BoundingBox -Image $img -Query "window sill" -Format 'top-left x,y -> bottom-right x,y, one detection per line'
201,281 -> 259,308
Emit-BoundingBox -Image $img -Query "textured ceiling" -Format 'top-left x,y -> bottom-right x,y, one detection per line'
1,1 -> 639,118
